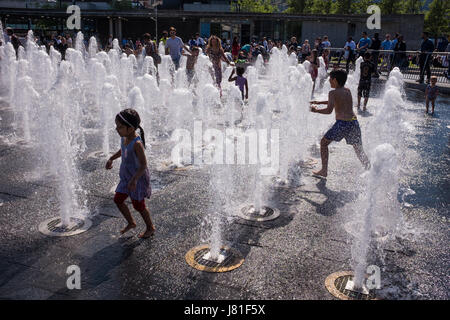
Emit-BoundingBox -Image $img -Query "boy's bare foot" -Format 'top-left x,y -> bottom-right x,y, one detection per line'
312,169 -> 327,178
120,223 -> 136,234
138,228 -> 155,239
363,107 -> 367,111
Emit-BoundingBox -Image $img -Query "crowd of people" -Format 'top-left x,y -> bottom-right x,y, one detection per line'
0,26 -> 446,236
1,26 -> 446,109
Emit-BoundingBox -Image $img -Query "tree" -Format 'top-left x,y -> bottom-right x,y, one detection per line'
331,0 -> 353,14
309,0 -> 333,14
424,0 -> 450,37
351,0 -> 374,14
285,0 -> 314,14
232,0 -> 276,13
402,0 -> 425,13
379,0 -> 404,14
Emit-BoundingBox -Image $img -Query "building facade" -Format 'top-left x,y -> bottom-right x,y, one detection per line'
0,2 -> 424,50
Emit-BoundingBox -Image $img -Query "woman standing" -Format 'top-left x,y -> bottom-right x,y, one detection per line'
301,39 -> 311,63
206,35 -> 234,96
231,36 -> 240,61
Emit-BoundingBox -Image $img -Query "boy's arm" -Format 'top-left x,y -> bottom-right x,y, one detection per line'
310,100 -> 328,105
311,92 -> 334,114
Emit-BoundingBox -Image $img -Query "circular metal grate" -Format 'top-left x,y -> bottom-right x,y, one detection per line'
185,245 -> 244,272
237,204 -> 280,222
39,216 -> 92,237
325,271 -> 378,300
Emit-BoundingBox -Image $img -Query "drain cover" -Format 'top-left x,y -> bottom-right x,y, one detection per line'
237,204 -> 280,222
185,245 -> 244,272
39,216 -> 92,237
325,271 -> 378,300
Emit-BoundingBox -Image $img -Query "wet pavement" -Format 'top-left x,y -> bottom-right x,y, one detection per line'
0,87 -> 448,300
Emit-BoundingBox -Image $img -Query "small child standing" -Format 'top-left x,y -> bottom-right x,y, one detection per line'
425,76 -> 439,115
309,49 -> 320,98
106,108 -> 155,238
184,46 -> 200,85
228,66 -> 248,100
356,52 -> 375,111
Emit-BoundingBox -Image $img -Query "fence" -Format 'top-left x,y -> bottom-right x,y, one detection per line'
324,48 -> 450,84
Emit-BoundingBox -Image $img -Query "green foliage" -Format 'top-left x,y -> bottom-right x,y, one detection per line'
424,0 -> 450,36
331,0 -> 353,14
402,0 -> 425,13
379,0 -> 404,14
232,0 -> 276,13
309,0 -> 333,14
285,0 -> 313,14
113,0 -> 133,10
351,0 -> 374,14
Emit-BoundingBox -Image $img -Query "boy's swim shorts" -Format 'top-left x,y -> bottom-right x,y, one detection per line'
324,120 -> 362,145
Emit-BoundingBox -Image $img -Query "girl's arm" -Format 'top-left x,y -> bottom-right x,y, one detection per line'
106,149 -> 121,169
221,49 -> 233,65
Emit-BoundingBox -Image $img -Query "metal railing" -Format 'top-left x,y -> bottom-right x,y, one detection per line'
324,48 -> 450,84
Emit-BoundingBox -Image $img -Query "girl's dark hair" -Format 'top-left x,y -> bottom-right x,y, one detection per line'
236,66 -> 245,76
116,108 -> 146,148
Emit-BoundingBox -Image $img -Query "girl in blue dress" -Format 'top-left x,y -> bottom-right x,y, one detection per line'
106,108 -> 154,238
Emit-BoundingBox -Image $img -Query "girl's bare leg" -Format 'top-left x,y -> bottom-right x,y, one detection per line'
431,99 -> 435,115
137,208 -> 155,238
426,97 -> 429,113
116,202 -> 136,234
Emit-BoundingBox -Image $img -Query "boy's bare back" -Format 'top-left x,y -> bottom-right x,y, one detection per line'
329,87 -> 356,121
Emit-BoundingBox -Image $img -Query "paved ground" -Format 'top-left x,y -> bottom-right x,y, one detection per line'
0,84 -> 448,300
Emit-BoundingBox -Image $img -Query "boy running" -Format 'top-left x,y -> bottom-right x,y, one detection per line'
310,69 -> 370,178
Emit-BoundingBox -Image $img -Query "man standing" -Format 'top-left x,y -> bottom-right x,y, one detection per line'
160,30 -> 168,46
357,32 -> 371,58
165,27 -> 190,70
418,32 -> 435,84
194,33 -> 205,50
369,33 -> 381,77
5,28 -> 21,57
380,34 -> 393,71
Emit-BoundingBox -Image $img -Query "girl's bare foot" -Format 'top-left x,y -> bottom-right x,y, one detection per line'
312,169 -> 327,178
120,223 -> 136,234
138,227 -> 155,239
